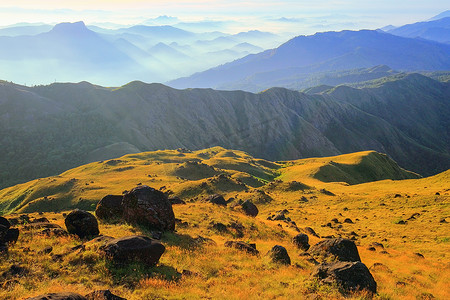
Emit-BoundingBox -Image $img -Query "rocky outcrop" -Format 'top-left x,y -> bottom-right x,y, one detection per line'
309,238 -> 360,262
224,241 -> 259,256
95,195 -> 124,221
122,186 -> 175,231
268,245 -> 291,265
25,293 -> 87,300
241,200 -> 258,217
206,194 -> 227,206
292,233 -> 310,251
311,261 -> 377,294
101,235 -> 165,267
64,210 -> 99,238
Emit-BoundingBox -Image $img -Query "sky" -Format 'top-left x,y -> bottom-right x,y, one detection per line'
0,0 -> 448,33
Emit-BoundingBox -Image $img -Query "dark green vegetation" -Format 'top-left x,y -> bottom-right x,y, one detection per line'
0,73 -> 449,188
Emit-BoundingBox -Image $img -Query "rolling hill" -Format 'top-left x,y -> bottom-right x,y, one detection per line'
1,147 -> 448,299
168,29 -> 450,91
0,73 -> 449,189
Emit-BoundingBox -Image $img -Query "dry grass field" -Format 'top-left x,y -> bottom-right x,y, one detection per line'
0,147 -> 448,299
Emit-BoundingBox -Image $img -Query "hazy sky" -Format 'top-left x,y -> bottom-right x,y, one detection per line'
0,1 -> 448,33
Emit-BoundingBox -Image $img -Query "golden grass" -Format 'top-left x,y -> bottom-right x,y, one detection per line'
0,147 -> 449,299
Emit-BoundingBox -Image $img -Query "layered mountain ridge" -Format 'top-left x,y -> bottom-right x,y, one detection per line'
0,73 -> 448,188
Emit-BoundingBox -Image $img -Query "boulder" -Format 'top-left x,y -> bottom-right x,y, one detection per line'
4,228 -> 19,244
292,233 -> 310,251
65,210 -> 99,238
309,238 -> 360,262
101,235 -> 165,267
206,194 -> 227,206
169,196 -> 186,205
268,245 -> 291,265
25,293 -> 87,300
85,290 -> 126,300
311,261 -> 377,294
241,200 -> 258,217
0,216 -> 10,228
122,186 -> 175,231
95,195 -> 124,221
224,241 -> 259,256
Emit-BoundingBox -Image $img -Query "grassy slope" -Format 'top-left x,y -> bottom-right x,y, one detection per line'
0,148 -> 449,299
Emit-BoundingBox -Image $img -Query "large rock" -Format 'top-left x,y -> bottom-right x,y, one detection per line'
95,195 -> 124,221
241,200 -> 258,217
122,185 -> 175,231
206,194 -> 227,206
25,293 -> 87,300
224,241 -> 259,256
0,217 -> 19,246
268,245 -> 291,265
309,238 -> 360,262
101,235 -> 165,267
85,290 -> 126,300
293,233 -> 310,251
311,261 -> 377,294
65,210 -> 100,238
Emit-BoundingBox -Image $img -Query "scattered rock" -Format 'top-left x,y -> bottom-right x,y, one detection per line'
31,217 -> 50,223
25,293 -> 87,300
416,292 -> 435,299
122,185 -> 175,231
369,262 -> 392,273
224,241 -> 259,256
1,264 -> 28,278
241,200 -> 258,217
210,222 -> 228,233
292,233 -> 310,251
39,246 -> 53,255
206,194 -> 227,206
394,194 -> 402,198
169,196 -> 186,205
311,261 -> 377,294
309,238 -> 361,262
414,252 -> 425,258
440,218 -> 448,223
41,228 -> 69,237
3,228 -> 19,244
367,247 -> 376,251
268,245 -> 291,265
304,227 -> 319,238
25,222 -> 62,229
85,290 -> 126,300
95,195 -> 124,221
101,235 -> 165,266
343,218 -> 353,224
65,209 -> 100,238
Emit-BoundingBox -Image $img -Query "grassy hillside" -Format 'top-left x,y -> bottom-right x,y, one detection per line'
0,74 -> 449,189
0,148 -> 448,299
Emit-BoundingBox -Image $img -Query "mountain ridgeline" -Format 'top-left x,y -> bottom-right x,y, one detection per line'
168,29 -> 450,91
0,73 -> 449,188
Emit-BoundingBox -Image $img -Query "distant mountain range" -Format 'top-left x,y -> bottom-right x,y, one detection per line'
168,29 -> 450,91
0,21 -> 283,86
387,17 -> 450,44
0,73 -> 448,188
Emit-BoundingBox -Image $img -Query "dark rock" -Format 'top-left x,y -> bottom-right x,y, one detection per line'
39,246 -> 53,254
1,264 -> 28,278
268,245 -> 291,265
309,238 -> 361,262
95,195 -> 124,221
169,196 -> 186,205
25,293 -> 87,300
440,218 -> 448,223
224,241 -> 259,256
101,235 -> 165,266
416,292 -> 435,299
52,254 -> 64,262
367,247 -> 376,251
311,261 -> 377,294
304,227 -> 319,238
3,228 -> 19,244
331,218 -> 339,223
369,262 -> 392,273
343,218 -> 354,224
31,217 -> 50,223
394,194 -> 402,198
241,200 -> 258,217
86,235 -> 115,246
414,252 -> 425,258
122,185 -> 175,231
152,231 -> 162,240
206,194 -> 227,206
41,228 -> 69,237
396,220 -> 407,225
65,210 -> 99,238
194,236 -> 217,246
292,233 -> 310,251
0,216 -> 11,229
26,222 -> 62,229
211,222 -> 228,233
85,290 -> 126,300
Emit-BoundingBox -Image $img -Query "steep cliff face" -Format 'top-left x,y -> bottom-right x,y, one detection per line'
0,73 -> 448,188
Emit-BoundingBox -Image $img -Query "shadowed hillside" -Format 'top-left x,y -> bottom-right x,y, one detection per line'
0,73 -> 449,188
